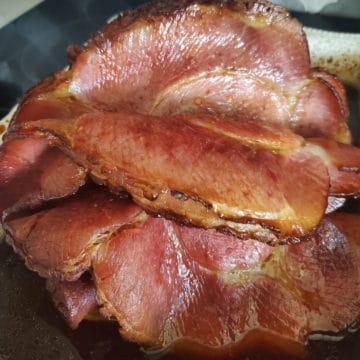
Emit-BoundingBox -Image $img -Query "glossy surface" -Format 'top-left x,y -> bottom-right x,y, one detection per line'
18,111 -> 360,243
0,0 -> 360,359
4,186 -> 142,280
69,0 -> 349,142
92,214 -> 360,358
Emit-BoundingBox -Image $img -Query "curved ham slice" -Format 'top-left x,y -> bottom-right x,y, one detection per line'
4,186 -> 142,280
93,214 -> 360,358
0,138 -> 86,219
16,111 -> 360,243
309,138 -> 360,196
67,0 -> 349,142
0,71 -> 90,219
46,273 -> 98,329
8,70 -> 92,131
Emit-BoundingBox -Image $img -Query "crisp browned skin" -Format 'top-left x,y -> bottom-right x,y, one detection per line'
68,0 -> 349,142
92,214 -> 360,358
4,186 -> 142,280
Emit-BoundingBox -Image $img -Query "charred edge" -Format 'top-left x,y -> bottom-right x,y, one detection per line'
190,194 -> 212,209
147,208 -> 195,227
214,225 -> 281,245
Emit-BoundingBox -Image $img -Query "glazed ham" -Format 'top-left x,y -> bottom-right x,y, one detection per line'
1,0 -> 360,358
7,0 -> 360,242
93,213 -> 360,358
4,186 -> 142,280
16,111 -> 360,243
0,71 -> 89,219
0,137 -> 86,218
68,0 -> 349,142
4,195 -> 360,357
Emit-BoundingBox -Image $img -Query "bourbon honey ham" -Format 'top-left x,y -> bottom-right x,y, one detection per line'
1,0 -> 360,358
4,190 -> 360,358
16,111 -> 360,244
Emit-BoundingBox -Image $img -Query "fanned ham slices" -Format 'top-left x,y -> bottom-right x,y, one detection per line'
1,0 -> 360,358
4,192 -> 360,358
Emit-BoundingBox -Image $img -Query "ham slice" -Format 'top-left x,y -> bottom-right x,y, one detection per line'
1,0 -> 359,358
93,213 -> 360,358
16,111 -> 360,243
68,0 -> 349,142
4,186 -> 142,280
0,71 -> 90,219
46,273 -> 98,329
0,138 -> 86,218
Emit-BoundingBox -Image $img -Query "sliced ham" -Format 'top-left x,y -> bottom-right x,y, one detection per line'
67,0 -> 349,142
93,213 -> 360,358
46,273 -> 98,329
0,138 -> 86,218
4,186 -> 142,280
0,71 -> 90,219
16,111 -> 360,243
1,0 -> 359,358
3,182 -> 360,357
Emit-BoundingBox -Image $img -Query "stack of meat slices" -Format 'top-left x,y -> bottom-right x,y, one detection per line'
1,0 -> 360,358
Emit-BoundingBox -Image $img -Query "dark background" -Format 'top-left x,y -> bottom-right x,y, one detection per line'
0,1 -> 360,359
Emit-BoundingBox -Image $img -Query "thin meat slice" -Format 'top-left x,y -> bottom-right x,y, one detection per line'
93,214 -> 360,358
4,186 -> 143,280
8,70 -> 92,131
17,111 -> 360,243
0,71 -> 91,218
293,69 -> 350,143
46,273 -> 98,329
285,213 -> 360,334
150,69 -> 350,143
68,0 -> 349,142
0,138 -> 86,218
308,138 -> 360,196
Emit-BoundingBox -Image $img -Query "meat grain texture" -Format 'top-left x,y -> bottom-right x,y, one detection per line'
1,0 -> 360,359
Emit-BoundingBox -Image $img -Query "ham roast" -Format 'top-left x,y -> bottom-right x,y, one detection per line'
1,0 -> 360,358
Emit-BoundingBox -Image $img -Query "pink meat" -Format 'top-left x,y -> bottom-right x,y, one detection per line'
93,214 -> 360,358
46,273 -> 98,329
68,0 -> 349,142
4,186 -> 142,280
0,138 -> 86,218
16,111 -> 360,243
